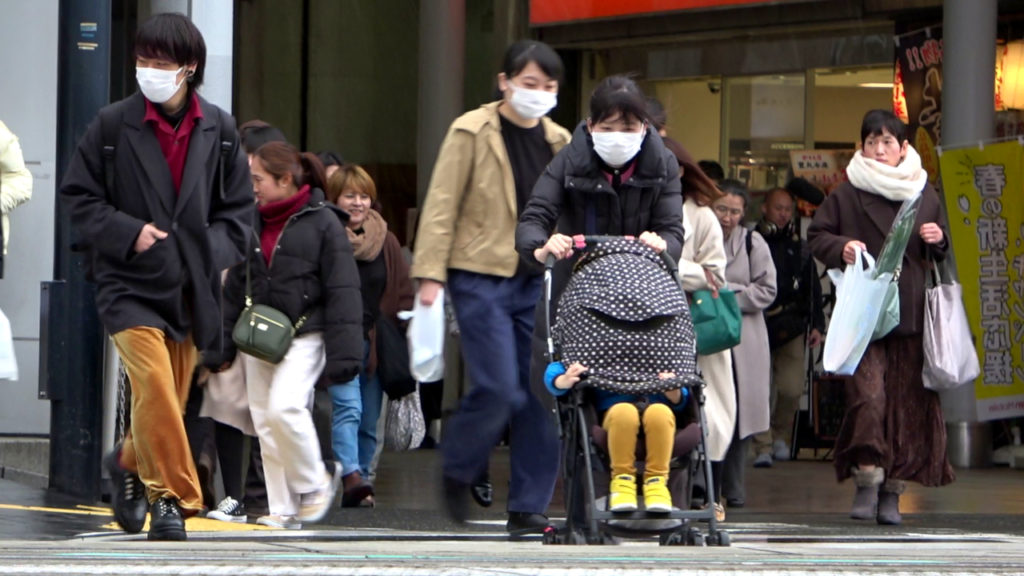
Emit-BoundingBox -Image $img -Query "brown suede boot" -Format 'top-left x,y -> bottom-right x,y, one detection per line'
340,471 -> 374,508
877,479 -> 905,525
850,467 -> 884,520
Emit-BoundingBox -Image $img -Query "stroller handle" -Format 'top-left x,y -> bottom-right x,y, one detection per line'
568,234 -> 680,276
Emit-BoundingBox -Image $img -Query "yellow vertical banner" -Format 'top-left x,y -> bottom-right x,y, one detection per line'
939,140 -> 1024,421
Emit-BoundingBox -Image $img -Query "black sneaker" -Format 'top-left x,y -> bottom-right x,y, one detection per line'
206,496 -> 247,523
506,512 -> 551,539
103,446 -> 147,534
148,498 -> 187,541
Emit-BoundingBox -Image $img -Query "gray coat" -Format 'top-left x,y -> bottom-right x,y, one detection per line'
724,226 -> 776,439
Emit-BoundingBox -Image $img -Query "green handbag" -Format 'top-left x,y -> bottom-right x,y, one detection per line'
231,255 -> 306,365
690,286 -> 742,356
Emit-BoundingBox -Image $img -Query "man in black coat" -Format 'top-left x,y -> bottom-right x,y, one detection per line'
60,14 -> 253,541
751,187 -> 824,467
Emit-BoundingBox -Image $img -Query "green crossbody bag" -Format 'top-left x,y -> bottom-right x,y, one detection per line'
231,254 -> 307,364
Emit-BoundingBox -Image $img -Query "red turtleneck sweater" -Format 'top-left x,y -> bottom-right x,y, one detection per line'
258,184 -> 311,266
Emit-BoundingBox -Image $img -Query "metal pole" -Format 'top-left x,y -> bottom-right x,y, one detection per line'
46,0 -> 111,499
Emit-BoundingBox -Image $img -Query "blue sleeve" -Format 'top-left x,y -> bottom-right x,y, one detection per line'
654,387 -> 690,412
544,362 -> 570,397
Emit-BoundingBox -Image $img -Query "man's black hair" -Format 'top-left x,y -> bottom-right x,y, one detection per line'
317,151 -> 345,169
239,121 -> 287,155
134,13 -> 207,89
502,40 -> 564,84
698,159 -> 725,182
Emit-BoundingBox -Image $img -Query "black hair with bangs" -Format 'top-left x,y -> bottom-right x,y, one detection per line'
589,75 -> 649,125
134,13 -> 206,89
717,178 -> 750,207
860,109 -> 907,146
502,40 -> 564,83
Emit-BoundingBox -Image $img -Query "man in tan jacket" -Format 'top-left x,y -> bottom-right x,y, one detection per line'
411,40 -> 570,537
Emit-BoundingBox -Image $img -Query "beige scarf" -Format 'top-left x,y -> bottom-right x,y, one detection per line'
845,145 -> 928,202
348,209 -> 388,262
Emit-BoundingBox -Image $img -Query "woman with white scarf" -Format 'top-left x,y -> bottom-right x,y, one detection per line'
808,109 -> 954,526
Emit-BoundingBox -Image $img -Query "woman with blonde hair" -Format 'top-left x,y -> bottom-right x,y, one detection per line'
327,164 -> 413,507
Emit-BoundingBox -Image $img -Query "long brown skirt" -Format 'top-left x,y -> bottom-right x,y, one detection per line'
833,334 -> 956,487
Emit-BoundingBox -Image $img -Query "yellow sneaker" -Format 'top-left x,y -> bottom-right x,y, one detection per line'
643,476 -> 672,513
609,474 -> 638,512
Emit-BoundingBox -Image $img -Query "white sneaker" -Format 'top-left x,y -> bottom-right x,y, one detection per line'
773,439 -> 792,461
753,452 -> 773,468
206,496 -> 247,523
298,462 -> 342,523
256,514 -> 302,530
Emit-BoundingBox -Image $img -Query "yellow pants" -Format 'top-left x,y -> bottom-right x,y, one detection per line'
111,327 -> 203,516
602,402 -> 675,479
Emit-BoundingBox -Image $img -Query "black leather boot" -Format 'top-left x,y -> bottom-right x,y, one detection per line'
850,467 -> 884,520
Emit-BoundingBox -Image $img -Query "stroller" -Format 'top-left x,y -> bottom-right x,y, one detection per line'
541,236 -> 730,546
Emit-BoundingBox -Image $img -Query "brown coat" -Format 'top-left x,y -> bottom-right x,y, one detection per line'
807,180 -> 947,338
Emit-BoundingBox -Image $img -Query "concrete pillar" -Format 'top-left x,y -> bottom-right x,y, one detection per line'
416,0 -> 465,205
940,0 -> 997,423
941,0 -> 996,147
146,0 -> 234,113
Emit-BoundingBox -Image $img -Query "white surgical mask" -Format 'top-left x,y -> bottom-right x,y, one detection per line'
136,66 -> 185,104
508,84 -> 557,119
591,130 -> 645,167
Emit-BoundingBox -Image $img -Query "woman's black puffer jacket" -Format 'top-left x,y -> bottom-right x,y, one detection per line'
516,121 -> 684,262
219,187 -> 363,383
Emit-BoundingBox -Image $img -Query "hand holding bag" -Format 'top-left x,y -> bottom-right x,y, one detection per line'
823,247 -> 895,375
922,255 -> 980,390
232,255 -> 306,365
689,268 -> 742,356
401,286 -> 446,382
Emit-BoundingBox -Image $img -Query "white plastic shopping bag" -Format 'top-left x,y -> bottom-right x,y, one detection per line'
823,248 -> 894,375
399,287 -> 445,382
0,307 -> 18,381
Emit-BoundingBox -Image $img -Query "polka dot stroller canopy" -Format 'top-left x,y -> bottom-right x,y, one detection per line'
553,238 -> 700,395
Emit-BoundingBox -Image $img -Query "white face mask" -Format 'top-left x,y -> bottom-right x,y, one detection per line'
591,130 -> 645,167
136,66 -> 185,104
508,84 -> 557,120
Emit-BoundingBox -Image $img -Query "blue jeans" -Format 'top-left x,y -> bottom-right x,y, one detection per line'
443,269 -> 559,514
358,339 -> 383,479
329,376 -> 361,477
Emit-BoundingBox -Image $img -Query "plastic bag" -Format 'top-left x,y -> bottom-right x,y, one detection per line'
823,248 -> 894,375
400,287 -> 446,382
0,308 -> 17,381
922,258 -> 980,390
383,386 -> 426,451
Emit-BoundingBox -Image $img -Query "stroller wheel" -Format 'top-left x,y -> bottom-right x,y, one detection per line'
542,526 -> 559,545
658,531 -> 684,546
708,529 -> 731,547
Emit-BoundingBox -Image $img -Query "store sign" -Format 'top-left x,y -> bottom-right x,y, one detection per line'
788,150 -> 854,216
893,27 -> 943,185
938,141 -> 1024,422
530,0 -> 782,25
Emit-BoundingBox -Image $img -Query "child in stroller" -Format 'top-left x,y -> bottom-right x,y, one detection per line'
539,237 -> 729,546
545,362 -> 689,513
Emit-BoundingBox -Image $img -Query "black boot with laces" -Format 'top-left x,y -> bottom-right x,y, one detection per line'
148,498 -> 187,541
103,445 -> 148,534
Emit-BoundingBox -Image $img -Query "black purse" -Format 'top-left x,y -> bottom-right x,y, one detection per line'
231,254 -> 306,365
375,316 -> 417,398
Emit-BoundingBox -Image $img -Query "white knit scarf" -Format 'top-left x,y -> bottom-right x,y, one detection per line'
845,145 -> 928,201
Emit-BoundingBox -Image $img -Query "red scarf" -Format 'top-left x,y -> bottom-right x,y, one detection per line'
258,185 -> 311,266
